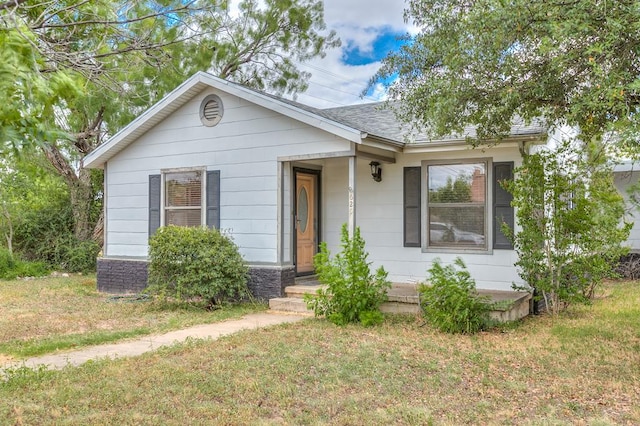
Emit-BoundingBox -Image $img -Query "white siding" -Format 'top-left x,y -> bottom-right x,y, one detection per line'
614,170 -> 640,251
321,146 -> 524,291
104,88 -> 351,261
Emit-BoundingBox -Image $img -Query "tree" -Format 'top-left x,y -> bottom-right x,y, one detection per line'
0,151 -> 73,261
204,0 -> 340,95
374,0 -> 640,152
504,142 -> 630,314
1,0 -> 214,241
373,0 -> 636,310
1,0 -> 338,245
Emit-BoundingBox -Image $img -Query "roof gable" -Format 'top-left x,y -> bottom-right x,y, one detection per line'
83,72 -> 368,169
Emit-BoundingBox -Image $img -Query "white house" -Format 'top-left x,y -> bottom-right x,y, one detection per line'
614,161 -> 640,251
83,72 -> 550,298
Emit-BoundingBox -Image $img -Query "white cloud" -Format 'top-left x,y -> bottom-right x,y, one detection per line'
321,0 -> 408,31
295,0 -> 410,108
226,0 -> 411,108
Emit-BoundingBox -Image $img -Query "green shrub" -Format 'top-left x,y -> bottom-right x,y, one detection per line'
304,224 -> 391,326
12,260 -> 49,279
13,193 -> 74,264
0,247 -> 49,279
419,258 -> 491,334
0,247 -> 16,278
54,237 -> 100,273
147,226 -> 249,307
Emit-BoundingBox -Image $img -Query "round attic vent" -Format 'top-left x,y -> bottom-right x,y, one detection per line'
200,94 -> 224,127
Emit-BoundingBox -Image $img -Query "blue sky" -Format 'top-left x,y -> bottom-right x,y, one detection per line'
226,0 -> 412,108
292,0 -> 413,108
341,27 -> 406,66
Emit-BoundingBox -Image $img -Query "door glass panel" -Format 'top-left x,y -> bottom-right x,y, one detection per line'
298,187 -> 308,233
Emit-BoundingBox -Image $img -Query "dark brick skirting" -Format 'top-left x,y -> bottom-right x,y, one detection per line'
96,257 -> 295,299
97,258 -> 148,294
246,265 -> 296,300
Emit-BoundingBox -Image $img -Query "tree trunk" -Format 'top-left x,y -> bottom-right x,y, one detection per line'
42,107 -> 105,246
1,204 -> 12,255
42,144 -> 95,242
92,210 -> 104,247
70,167 -> 94,242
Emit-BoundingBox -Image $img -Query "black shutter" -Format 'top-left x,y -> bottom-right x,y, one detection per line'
493,162 -> 514,249
149,174 -> 161,237
206,170 -> 220,229
404,167 -> 422,247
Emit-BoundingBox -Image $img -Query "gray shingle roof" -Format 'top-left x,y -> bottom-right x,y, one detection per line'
319,102 -> 547,143
231,80 -> 547,144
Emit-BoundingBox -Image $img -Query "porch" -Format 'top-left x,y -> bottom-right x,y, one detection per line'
269,278 -> 532,322
277,142 -> 526,294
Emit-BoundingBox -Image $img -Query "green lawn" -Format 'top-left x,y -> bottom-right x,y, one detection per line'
1,279 -> 639,424
0,275 -> 265,360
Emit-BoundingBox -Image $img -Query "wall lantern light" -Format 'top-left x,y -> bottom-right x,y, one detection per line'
369,161 -> 382,182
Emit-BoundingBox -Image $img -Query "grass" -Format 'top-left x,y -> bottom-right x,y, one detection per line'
1,280 -> 639,424
0,275 -> 265,360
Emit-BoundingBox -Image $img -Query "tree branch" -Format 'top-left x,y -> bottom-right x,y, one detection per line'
0,0 -> 27,12
73,106 -> 105,155
42,143 -> 78,185
32,2 -> 199,30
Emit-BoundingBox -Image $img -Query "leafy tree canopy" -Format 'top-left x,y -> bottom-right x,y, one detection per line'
0,0 -> 338,243
374,0 -> 640,152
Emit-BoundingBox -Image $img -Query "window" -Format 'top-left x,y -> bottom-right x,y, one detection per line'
403,161 -> 513,251
164,171 -> 203,227
426,162 -> 487,249
149,170 -> 220,237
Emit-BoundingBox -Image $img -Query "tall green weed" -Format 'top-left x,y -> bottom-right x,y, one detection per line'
419,258 -> 491,334
305,224 -> 390,326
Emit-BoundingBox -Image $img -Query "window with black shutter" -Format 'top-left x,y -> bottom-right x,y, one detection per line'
149,174 -> 161,237
148,169 -> 220,236
493,162 -> 514,249
403,167 -> 421,247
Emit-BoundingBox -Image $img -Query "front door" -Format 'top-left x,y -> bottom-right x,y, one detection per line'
295,171 -> 318,275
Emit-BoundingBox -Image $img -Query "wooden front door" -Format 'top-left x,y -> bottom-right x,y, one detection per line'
295,171 -> 318,274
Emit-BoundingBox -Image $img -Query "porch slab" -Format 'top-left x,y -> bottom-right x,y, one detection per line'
271,281 -> 531,321
268,298 -> 314,314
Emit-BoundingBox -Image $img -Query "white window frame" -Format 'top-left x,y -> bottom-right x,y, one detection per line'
422,158 -> 492,253
160,167 -> 207,227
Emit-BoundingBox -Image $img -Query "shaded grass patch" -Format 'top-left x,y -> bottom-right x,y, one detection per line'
0,328 -> 151,358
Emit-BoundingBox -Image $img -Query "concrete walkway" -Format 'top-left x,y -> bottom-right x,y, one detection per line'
1,312 -> 307,373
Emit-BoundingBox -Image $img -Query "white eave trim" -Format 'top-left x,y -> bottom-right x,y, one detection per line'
613,160 -> 640,173
402,134 -> 546,154
83,72 -> 365,169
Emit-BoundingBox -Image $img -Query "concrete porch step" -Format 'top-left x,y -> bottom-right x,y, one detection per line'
271,282 -> 422,315
268,295 -> 421,315
284,282 -> 420,302
268,297 -> 314,314
270,281 -> 532,321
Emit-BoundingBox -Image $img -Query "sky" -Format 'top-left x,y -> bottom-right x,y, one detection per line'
225,0 -> 414,108
293,0 -> 412,108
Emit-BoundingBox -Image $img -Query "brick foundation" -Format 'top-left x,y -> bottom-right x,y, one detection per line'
97,258 -> 149,294
246,265 -> 296,300
96,257 -> 295,299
